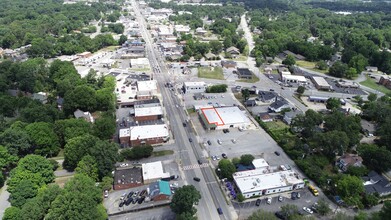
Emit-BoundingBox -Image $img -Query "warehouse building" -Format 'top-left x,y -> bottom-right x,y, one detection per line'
233,159 -> 305,198
133,103 -> 163,122
312,76 -> 332,91
198,106 -> 251,130
281,75 -> 307,84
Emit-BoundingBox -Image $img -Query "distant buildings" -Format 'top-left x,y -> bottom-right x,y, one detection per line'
237,68 -> 253,80
183,82 -> 207,94
336,154 -> 363,172
312,76 -> 333,91
119,124 -> 170,147
379,76 -> 391,90
198,106 -> 251,130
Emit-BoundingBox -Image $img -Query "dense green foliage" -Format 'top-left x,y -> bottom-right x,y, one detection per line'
120,145 -> 154,160
170,185 -> 201,217
206,84 -> 228,93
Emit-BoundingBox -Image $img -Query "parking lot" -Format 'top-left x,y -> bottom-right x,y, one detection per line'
233,189 -> 322,220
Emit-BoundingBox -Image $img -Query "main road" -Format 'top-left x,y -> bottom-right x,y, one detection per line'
130,1 -> 236,219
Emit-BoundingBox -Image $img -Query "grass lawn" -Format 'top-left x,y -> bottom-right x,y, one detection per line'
265,120 -> 289,131
198,67 -> 224,80
237,74 -> 260,83
232,55 -> 248,62
55,175 -> 74,188
153,150 -> 174,157
99,46 -> 119,52
187,108 -> 196,114
296,60 -> 328,74
130,67 -> 150,72
360,76 -> 391,94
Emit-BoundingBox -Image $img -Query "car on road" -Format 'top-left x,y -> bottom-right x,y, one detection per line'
232,139 -> 236,144
217,207 -> 223,215
198,159 -> 203,165
274,151 -> 281,156
222,153 -> 227,159
266,197 -> 272,204
212,155 -> 217,161
223,129 -> 230,133
291,192 -> 298,200
207,140 -> 212,145
255,199 -> 261,206
119,201 -> 125,207
189,138 -> 193,142
217,139 -> 222,145
193,177 -> 201,182
278,195 -> 283,202
183,122 -> 187,127
270,89 -> 275,91
303,207 -> 313,214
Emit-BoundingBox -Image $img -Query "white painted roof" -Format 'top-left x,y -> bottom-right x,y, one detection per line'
130,124 -> 169,140
200,106 -> 250,126
135,106 -> 163,117
137,80 -> 157,92
119,128 -> 130,138
142,161 -> 170,181
312,76 -> 331,87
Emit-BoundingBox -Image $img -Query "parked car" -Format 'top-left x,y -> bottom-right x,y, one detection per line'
207,140 -> 212,145
217,207 -> 223,215
138,197 -> 145,204
193,177 -> 201,182
104,190 -> 109,198
119,201 -> 125,207
266,197 -> 272,204
189,138 -> 193,142
183,122 -> 187,127
222,153 -> 227,159
274,151 -> 281,156
255,199 -> 261,206
232,139 -> 236,144
212,155 -> 217,161
278,195 -> 283,202
125,197 -> 133,206
217,139 -> 222,145
303,207 -> 313,214
127,191 -> 134,198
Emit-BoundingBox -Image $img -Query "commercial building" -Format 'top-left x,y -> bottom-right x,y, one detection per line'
308,96 -> 346,105
183,82 -> 207,93
281,75 -> 307,84
137,80 -> 158,94
221,60 -> 237,68
237,68 -> 253,79
379,76 -> 391,90
114,167 -> 143,190
312,76 -> 332,91
198,106 -> 251,130
142,161 -> 170,184
149,180 -> 171,201
131,58 -> 150,69
119,124 -> 170,147
134,104 -> 163,122
233,159 -> 305,198
336,81 -> 359,88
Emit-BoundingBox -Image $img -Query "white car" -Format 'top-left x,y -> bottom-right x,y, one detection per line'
278,195 -> 283,202
120,163 -> 129,167
232,139 -> 236,144
212,156 -> 217,161
266,197 -> 272,204
217,139 -> 222,145
303,207 -> 313,214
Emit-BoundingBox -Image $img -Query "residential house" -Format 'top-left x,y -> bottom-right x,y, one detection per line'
204,52 -> 216,60
366,66 -> 378,72
221,60 -> 237,68
245,99 -> 256,107
258,91 -> 278,103
336,154 -> 363,172
74,109 -> 94,123
195,27 -> 207,36
379,76 -> 391,90
268,100 -> 290,113
149,180 -> 171,201
226,46 -> 240,56
283,111 -> 302,125
32,92 -> 48,104
259,112 -> 273,122
282,50 -> 306,61
363,171 -> 391,197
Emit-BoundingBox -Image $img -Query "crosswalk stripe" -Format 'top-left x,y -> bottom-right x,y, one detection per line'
182,163 -> 209,170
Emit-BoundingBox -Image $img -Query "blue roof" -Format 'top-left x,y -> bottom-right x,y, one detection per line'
158,181 -> 171,196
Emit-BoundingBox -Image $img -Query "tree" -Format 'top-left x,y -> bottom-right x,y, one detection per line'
209,40 -> 223,54
63,85 -> 97,114
206,84 -> 227,93
291,109 -> 323,138
336,175 -> 364,206
93,115 -> 116,140
357,144 -> 391,172
316,60 -> 328,70
280,204 -> 299,219
367,93 -> 377,102
170,185 -> 201,216
7,155 -> 55,193
0,127 -> 32,157
176,212 -> 197,220
46,174 -> 104,220
317,199 -> 331,216
240,154 -> 255,166
348,54 -> 368,73
75,155 -> 99,181
218,159 -> 236,179
362,193 -> 378,208
25,122 -> 60,157
247,209 -> 277,220
3,207 -> 21,220
282,54 -> 296,66
378,201 -> 391,220
296,86 -> 305,96
100,176 -> 113,191
237,193 -> 245,202
326,98 -> 342,110
118,34 -> 127,45
316,131 -> 349,156
241,89 -> 250,101
323,111 -> 361,147
346,166 -> 368,177
0,145 -> 18,170
9,179 -> 38,207
63,134 -> 100,171
88,140 -> 119,179
329,61 -> 348,78
346,67 -> 358,79
54,118 -> 91,147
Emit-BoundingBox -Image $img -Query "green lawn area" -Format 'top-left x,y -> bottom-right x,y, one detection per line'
360,76 -> 391,94
231,55 -> 248,62
237,74 -> 260,83
99,46 -> 119,52
130,67 -> 150,72
187,108 -> 196,114
153,150 -> 174,157
265,120 -> 289,131
55,175 -> 74,188
296,60 -> 328,74
198,67 -> 224,80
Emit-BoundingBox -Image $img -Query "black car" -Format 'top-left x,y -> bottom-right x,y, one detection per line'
255,199 -> 261,206
140,190 -> 147,197
291,192 -> 298,200
189,138 -> 193,142
217,207 -> 223,215
274,151 -> 281,156
198,159 -> 203,165
222,153 -> 227,159
132,198 -> 138,204
275,211 -> 285,220
207,140 -> 212,145
124,197 -> 133,206
137,197 -> 145,204
193,177 -> 201,182
119,201 -> 125,207
183,122 -> 187,127
127,191 -> 134,198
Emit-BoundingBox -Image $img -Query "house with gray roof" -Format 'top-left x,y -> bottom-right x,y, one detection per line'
363,171 -> 391,197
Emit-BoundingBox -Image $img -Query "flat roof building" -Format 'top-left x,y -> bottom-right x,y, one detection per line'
183,82 -> 207,94
281,75 -> 307,84
130,124 -> 170,146
312,76 -> 332,91
142,161 -> 170,184
134,105 -> 163,122
114,167 -> 143,190
199,106 -> 251,130
237,68 -> 253,79
137,80 -> 158,93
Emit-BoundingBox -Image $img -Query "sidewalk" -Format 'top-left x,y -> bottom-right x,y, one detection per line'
0,183 -> 11,219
